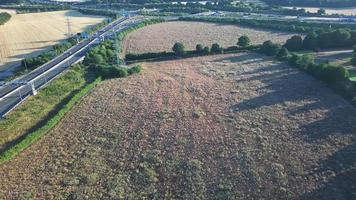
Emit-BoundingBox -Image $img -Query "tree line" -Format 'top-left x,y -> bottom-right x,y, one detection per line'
126,35 -> 257,61
260,39 -> 355,105
180,16 -> 356,34
283,29 -> 356,52
262,0 -> 356,8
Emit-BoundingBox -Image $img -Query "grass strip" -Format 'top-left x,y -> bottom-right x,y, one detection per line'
0,76 -> 102,164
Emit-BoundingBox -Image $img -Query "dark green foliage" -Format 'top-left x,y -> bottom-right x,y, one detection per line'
0,12 -> 11,25
238,35 -> 251,47
303,32 -> 319,50
320,64 -> 350,83
211,43 -> 223,54
203,46 -> 210,55
276,47 -> 290,61
196,44 -> 204,52
284,35 -> 303,51
334,29 -> 351,46
317,8 -> 326,15
172,42 -> 185,56
261,40 -> 281,56
287,53 -> 350,84
128,65 -> 142,75
126,52 -> 174,60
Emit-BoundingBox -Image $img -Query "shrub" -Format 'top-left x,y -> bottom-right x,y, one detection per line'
196,44 -> 204,52
172,42 -> 185,56
128,65 -> 142,75
115,67 -> 129,78
261,40 -> 281,56
237,35 -> 250,47
211,43 -> 223,54
284,35 -> 303,51
303,32 -> 319,50
276,47 -> 290,61
203,46 -> 210,55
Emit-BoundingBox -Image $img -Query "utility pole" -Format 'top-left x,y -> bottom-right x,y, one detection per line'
66,17 -> 72,39
23,58 -> 28,72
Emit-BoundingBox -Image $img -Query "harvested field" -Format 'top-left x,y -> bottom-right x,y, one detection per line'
0,10 -> 105,72
0,53 -> 355,199
123,21 -> 296,55
283,6 -> 356,16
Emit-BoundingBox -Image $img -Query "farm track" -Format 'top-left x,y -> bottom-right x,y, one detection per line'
0,53 -> 355,199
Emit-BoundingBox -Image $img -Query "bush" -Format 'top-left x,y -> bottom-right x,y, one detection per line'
320,64 -> 350,83
303,32 -> 319,50
261,40 -> 281,56
211,43 -> 223,54
284,35 -> 303,51
196,44 -> 204,52
172,42 -> 185,56
237,35 -> 250,47
115,67 -> 129,78
128,65 -> 142,75
203,46 -> 210,55
276,47 -> 290,61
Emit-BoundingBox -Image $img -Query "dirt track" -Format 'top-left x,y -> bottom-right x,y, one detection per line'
0,53 -> 355,199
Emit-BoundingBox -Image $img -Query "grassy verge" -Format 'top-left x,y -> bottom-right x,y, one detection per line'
0,65 -> 97,162
0,69 -> 101,164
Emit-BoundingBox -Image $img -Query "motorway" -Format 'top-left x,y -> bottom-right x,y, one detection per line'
0,16 -> 145,117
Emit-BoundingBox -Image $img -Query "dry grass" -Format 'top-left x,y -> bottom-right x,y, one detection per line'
0,10 -> 105,72
123,21 -> 296,55
283,6 -> 356,15
0,53 -> 355,199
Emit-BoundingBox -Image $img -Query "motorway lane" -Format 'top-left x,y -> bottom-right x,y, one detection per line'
0,16 -> 143,117
0,46 -> 90,116
0,16 -> 128,98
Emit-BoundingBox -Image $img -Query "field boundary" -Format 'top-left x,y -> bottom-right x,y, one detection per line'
0,77 -> 101,165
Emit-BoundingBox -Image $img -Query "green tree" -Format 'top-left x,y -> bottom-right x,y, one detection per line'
172,42 -> 185,56
284,35 -> 303,51
196,44 -> 204,52
333,29 -> 351,47
237,35 -> 251,47
93,54 -> 105,64
276,47 -> 290,61
317,8 -> 326,15
261,40 -> 281,56
211,43 -> 223,54
303,32 -> 319,50
203,46 -> 210,55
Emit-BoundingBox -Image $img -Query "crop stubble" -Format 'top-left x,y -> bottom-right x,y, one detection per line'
0,53 -> 355,199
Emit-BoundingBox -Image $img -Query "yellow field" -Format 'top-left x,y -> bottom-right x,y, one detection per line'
0,10 -> 105,72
